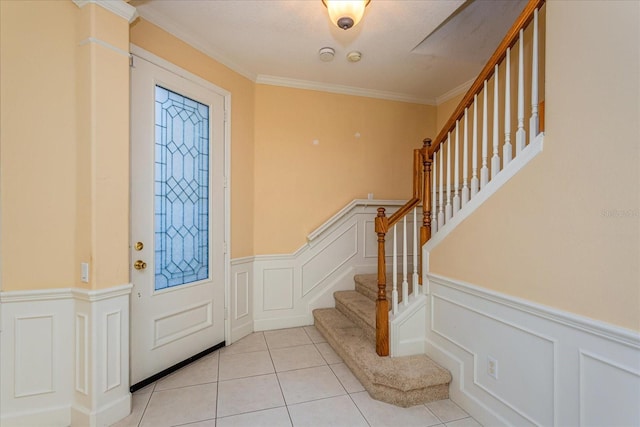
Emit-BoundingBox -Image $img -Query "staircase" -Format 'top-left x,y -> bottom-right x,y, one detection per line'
313,274 -> 451,407
313,0 -> 546,408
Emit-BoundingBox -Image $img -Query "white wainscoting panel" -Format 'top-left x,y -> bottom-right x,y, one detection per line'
424,271 -> 640,427
0,290 -> 74,427
0,284 -> 133,427
229,257 -> 254,343
302,223 -> 358,296
262,268 -> 295,311
234,200 -> 410,332
579,350 -> 640,426
76,313 -> 89,395
14,315 -> 55,397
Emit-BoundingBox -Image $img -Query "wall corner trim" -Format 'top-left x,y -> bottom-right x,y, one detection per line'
72,0 -> 139,23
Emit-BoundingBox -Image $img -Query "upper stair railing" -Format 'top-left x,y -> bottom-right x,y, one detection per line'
375,0 -> 546,357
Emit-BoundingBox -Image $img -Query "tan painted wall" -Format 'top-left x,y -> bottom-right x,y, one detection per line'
2,1 -> 138,291
1,1 -> 78,290
436,93 -> 464,133
254,85 -> 435,254
430,0 -> 640,332
130,20 -> 437,256
130,19 -> 256,259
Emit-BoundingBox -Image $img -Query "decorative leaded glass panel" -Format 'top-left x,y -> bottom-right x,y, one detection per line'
154,85 -> 209,290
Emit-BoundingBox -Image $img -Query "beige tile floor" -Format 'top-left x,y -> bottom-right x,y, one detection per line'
112,327 -> 482,427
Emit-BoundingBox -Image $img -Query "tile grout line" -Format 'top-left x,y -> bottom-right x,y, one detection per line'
265,331 -> 292,425
136,381 -> 156,427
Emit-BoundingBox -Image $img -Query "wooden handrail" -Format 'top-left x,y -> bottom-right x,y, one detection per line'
428,0 -> 546,158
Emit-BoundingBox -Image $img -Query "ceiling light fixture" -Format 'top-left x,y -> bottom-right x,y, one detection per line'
322,0 -> 371,30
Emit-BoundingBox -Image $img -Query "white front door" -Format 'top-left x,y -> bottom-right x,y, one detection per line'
130,51 -> 227,385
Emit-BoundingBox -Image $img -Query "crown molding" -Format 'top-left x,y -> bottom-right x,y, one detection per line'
256,75 -> 436,106
435,77 -> 474,105
134,8 -> 256,82
73,0 -> 138,23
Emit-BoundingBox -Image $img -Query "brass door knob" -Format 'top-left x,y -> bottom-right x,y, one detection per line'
133,260 -> 147,270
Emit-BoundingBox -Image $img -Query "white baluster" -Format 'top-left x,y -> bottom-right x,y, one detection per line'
462,108 -> 469,206
445,133 -> 453,221
481,83 -> 489,189
412,207 -> 418,296
438,147 -> 444,229
492,64 -> 500,180
504,47 -> 513,166
516,28 -> 526,154
432,150 -> 438,234
471,96 -> 479,196
402,216 -> 409,307
530,8 -> 539,141
453,122 -> 460,214
392,224 -> 398,315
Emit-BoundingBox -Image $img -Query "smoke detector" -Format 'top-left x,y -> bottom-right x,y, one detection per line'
319,47 -> 335,62
347,51 -> 362,63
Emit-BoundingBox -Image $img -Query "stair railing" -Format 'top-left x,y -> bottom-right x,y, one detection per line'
375,0 -> 545,357
375,139 -> 431,356
429,0 -> 546,237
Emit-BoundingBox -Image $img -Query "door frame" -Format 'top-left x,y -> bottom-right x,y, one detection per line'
129,44 -> 232,351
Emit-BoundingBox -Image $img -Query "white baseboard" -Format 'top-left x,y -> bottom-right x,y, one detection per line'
425,273 -> 640,427
0,284 -> 133,427
0,404 -> 71,427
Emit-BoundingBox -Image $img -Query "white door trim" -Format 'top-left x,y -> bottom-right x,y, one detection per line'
129,44 -> 232,348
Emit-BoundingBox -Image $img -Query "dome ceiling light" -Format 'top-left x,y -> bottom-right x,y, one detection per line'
322,0 -> 371,30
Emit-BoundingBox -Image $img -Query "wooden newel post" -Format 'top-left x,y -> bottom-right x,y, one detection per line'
419,138 -> 432,285
375,207 -> 389,356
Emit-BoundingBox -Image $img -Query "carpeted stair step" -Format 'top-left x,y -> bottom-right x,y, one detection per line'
313,307 -> 451,407
354,273 -> 414,303
334,290 -> 376,344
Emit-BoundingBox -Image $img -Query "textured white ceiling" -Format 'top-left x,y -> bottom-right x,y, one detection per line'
132,0 -> 527,105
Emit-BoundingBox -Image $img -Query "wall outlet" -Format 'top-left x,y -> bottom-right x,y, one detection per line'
487,356 -> 498,379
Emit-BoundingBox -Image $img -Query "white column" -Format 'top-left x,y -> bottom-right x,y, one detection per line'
491,64 -> 500,180
530,8 -> 540,141
481,82 -> 489,189
471,96 -> 479,196
462,108 -> 470,206
516,28 -> 526,154
504,47 -> 513,166
453,122 -> 460,215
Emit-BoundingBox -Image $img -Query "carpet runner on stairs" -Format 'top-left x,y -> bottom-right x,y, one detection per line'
313,274 -> 451,408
